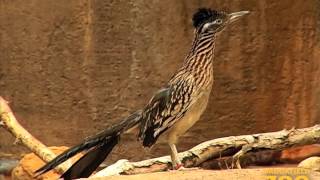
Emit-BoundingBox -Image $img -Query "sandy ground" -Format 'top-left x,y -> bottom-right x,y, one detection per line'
91,168 -> 320,180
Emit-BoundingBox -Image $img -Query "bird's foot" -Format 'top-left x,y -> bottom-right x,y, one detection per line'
175,163 -> 184,170
168,163 -> 183,171
171,164 -> 199,171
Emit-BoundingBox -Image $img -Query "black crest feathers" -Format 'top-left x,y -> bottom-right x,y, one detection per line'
192,8 -> 220,28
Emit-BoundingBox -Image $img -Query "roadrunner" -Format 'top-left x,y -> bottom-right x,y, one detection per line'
36,8 -> 249,179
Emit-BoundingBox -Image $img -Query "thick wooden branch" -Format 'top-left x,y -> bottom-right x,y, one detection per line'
93,125 -> 320,177
0,96 -> 68,174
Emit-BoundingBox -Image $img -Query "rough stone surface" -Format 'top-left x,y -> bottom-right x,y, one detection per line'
1,0 -> 320,165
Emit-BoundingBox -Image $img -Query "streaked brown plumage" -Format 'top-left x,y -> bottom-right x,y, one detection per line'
138,8 -> 249,168
36,8 -> 249,179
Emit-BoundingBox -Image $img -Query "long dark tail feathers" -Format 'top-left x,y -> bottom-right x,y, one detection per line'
61,135 -> 119,180
35,110 -> 142,177
34,135 -> 109,176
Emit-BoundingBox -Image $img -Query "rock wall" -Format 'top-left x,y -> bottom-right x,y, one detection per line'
1,0 -> 320,162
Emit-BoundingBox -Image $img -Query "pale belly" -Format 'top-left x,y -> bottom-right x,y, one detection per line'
163,88 -> 212,144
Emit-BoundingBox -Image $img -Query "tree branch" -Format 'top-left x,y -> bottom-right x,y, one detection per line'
93,125 -> 320,177
0,96 -> 68,174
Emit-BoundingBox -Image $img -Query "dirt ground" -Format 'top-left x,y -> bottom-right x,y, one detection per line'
92,168 -> 320,180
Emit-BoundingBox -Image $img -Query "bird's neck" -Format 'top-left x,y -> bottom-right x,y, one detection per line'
184,32 -> 216,71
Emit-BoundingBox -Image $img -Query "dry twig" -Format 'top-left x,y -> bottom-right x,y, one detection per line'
0,96 -> 68,174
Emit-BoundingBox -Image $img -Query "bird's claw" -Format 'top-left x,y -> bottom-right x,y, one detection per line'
170,164 -> 200,171
175,163 -> 184,170
168,163 -> 184,171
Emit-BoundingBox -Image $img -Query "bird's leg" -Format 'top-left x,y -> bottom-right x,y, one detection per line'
169,143 -> 183,170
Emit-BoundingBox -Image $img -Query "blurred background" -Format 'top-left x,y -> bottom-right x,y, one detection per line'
0,0 -> 320,164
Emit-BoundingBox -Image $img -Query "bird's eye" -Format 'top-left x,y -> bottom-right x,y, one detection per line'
215,19 -> 223,24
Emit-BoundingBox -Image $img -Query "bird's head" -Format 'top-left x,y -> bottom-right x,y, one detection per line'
192,8 -> 249,34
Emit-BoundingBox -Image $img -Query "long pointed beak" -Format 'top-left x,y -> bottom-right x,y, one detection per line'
229,11 -> 250,23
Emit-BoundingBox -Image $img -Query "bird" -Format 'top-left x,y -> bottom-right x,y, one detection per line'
35,8 -> 249,179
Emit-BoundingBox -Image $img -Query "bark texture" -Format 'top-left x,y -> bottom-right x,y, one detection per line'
1,0 -> 320,162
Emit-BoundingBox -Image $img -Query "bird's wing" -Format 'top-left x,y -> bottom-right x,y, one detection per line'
138,75 -> 196,146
